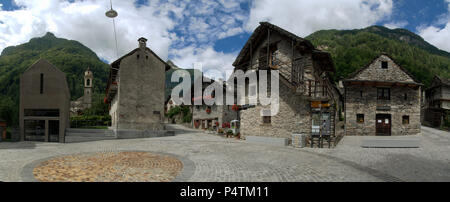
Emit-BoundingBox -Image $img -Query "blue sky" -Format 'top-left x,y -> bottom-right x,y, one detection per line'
1,0 -> 450,72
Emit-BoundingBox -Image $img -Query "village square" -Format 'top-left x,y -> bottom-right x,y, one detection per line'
0,1 -> 450,183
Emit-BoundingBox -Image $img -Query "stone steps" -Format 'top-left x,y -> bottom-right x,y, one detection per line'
65,128 -> 116,143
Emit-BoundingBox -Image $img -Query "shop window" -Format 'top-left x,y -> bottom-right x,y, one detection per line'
357,114 -> 364,123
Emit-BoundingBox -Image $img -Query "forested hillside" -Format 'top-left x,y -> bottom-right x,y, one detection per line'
306,26 -> 450,86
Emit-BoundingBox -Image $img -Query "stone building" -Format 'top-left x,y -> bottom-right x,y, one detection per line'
70,67 -> 93,116
190,77 -> 238,130
343,54 -> 423,136
19,59 -> 71,143
424,76 -> 450,127
232,22 -> 342,142
105,37 -> 170,137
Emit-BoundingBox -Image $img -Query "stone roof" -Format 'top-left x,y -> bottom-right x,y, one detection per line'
436,76 -> 450,86
232,22 -> 335,72
344,53 -> 422,86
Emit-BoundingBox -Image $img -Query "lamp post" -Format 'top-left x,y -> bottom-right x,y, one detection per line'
106,0 -> 119,58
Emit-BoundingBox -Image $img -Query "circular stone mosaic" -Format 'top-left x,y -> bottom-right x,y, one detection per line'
33,152 -> 183,182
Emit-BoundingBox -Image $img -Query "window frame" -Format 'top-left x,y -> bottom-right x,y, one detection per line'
402,116 -> 410,125
262,116 -> 271,124
381,61 -> 388,69
377,88 -> 391,100
357,114 -> 365,124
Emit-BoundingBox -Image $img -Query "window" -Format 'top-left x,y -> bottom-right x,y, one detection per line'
40,73 -> 44,94
404,93 -> 408,101
24,109 -> 60,117
137,54 -> 140,59
403,116 -> 410,125
377,88 -> 390,100
86,79 -> 90,86
263,116 -> 271,124
360,91 -> 363,98
381,61 -> 388,69
270,47 -> 277,67
357,114 -> 365,123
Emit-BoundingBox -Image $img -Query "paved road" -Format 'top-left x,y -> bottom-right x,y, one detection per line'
309,126 -> 450,182
0,125 -> 449,182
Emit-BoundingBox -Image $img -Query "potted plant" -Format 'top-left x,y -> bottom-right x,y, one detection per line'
226,130 -> 233,138
206,107 -> 212,114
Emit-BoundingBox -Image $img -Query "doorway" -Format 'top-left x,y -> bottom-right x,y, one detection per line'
376,114 -> 391,136
49,120 -> 59,142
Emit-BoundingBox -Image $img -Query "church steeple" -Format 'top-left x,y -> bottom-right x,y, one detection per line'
83,67 -> 93,108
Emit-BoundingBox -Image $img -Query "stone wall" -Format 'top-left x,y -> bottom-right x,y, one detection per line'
240,81 -> 312,139
116,48 -> 165,131
192,104 -> 238,129
345,85 -> 421,136
352,55 -> 415,83
237,30 -> 339,140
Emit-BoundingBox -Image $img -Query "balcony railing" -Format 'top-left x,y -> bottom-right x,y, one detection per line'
235,58 -> 333,100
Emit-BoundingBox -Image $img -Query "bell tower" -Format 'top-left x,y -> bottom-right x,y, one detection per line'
83,67 -> 93,109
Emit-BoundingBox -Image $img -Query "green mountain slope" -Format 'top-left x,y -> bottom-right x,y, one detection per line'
306,26 -> 450,86
0,32 -> 110,125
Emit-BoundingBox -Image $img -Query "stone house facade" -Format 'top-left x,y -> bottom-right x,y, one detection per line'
424,76 -> 450,127
232,22 -> 342,141
19,59 -> 71,143
191,78 -> 238,130
70,67 -> 93,116
343,54 -> 423,136
105,38 -> 170,136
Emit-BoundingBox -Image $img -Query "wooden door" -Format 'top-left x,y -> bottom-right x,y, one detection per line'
376,114 -> 391,136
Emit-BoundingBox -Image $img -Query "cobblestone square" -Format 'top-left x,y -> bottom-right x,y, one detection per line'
0,125 -> 449,182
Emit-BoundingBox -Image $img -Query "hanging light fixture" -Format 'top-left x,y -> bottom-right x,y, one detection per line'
106,0 -> 119,58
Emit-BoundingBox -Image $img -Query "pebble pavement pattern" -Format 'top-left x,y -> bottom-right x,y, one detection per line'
33,152 -> 183,182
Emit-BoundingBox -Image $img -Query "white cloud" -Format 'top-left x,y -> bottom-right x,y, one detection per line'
0,0 -> 247,66
246,0 -> 393,37
171,45 -> 238,76
0,0 -> 400,73
0,0 -> 176,62
384,21 -> 408,29
418,0 -> 450,52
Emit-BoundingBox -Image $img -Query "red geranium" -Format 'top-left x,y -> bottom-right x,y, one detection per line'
222,122 -> 230,128
232,104 -> 240,111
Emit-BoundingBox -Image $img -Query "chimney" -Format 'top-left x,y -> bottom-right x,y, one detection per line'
138,37 -> 147,49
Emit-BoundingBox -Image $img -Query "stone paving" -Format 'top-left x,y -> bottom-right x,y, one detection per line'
0,125 -> 449,182
33,152 -> 183,182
